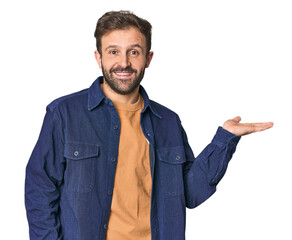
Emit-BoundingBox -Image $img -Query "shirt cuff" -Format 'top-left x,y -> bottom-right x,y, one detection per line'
211,126 -> 241,148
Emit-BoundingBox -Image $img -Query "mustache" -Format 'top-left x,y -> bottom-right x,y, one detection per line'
110,66 -> 137,73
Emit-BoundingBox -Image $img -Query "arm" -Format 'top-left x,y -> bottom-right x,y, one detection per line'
183,126 -> 240,208
25,107 -> 65,240
183,116 -> 273,208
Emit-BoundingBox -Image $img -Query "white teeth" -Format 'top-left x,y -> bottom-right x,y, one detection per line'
115,72 -> 132,76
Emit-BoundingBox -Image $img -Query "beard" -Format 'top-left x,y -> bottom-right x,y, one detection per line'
102,64 -> 146,95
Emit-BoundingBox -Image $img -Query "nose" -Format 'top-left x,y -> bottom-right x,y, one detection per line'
119,53 -> 131,69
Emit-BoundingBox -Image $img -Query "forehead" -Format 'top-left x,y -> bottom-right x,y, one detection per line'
101,27 -> 146,49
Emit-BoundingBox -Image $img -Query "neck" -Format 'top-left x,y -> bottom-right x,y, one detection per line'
100,81 -> 140,104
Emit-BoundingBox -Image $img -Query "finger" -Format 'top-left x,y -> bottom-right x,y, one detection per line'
232,116 -> 241,123
242,122 -> 274,133
254,122 -> 274,132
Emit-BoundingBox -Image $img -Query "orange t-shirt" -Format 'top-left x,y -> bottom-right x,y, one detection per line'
106,94 -> 152,240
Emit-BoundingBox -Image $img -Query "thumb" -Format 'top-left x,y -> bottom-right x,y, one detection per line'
232,116 -> 241,123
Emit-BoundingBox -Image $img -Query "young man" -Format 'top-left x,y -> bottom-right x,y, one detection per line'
25,11 -> 273,240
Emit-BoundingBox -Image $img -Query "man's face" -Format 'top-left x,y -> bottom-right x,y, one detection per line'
95,27 -> 153,95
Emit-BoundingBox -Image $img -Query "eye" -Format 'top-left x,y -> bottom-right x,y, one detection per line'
129,50 -> 139,55
109,50 -> 118,55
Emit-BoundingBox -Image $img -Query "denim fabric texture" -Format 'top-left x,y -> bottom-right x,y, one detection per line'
25,76 -> 241,240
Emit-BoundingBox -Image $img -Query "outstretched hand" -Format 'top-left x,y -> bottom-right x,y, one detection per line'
223,116 -> 274,136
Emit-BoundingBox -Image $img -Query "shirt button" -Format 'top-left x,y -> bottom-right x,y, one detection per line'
229,140 -> 234,146
104,224 -> 108,230
111,157 -> 116,162
147,132 -> 151,137
108,190 -> 113,195
74,151 -> 79,157
113,125 -> 118,130
176,155 -> 181,161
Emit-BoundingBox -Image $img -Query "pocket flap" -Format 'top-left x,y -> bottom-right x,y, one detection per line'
64,142 -> 99,160
157,146 -> 186,165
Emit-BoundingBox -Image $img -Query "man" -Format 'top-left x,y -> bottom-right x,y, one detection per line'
25,11 -> 273,240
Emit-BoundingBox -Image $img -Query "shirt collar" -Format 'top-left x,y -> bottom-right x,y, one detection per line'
88,76 -> 105,111
88,76 -> 162,119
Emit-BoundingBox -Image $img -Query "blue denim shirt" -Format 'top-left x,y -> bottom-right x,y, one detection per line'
25,76 -> 240,240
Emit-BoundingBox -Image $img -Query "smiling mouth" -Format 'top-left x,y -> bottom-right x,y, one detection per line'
111,66 -> 137,78
113,71 -> 134,79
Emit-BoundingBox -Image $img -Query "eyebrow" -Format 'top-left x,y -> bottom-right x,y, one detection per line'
104,44 -> 144,53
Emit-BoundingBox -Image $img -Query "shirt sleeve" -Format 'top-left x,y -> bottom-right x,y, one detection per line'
25,106 -> 65,239
182,125 -> 241,209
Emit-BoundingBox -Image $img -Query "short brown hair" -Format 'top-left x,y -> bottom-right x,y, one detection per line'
94,10 -> 152,55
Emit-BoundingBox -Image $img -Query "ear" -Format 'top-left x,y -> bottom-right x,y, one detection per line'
146,51 -> 154,68
94,50 -> 102,69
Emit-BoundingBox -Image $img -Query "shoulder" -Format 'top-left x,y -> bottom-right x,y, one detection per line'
46,88 -> 89,112
149,99 -> 180,121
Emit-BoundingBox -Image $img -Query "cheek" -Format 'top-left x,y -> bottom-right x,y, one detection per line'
132,58 -> 148,70
100,59 -> 114,71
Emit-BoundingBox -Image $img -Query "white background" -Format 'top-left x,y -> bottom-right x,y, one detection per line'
0,0 -> 291,239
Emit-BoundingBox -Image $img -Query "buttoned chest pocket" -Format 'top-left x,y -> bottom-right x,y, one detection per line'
64,142 -> 100,193
157,147 -> 186,196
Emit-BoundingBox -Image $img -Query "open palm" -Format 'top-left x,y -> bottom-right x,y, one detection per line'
223,116 -> 273,136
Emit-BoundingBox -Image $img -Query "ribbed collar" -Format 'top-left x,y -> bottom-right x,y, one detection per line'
112,94 -> 143,112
